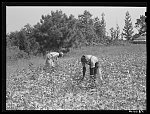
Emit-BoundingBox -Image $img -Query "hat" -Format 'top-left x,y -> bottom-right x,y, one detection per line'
59,52 -> 63,57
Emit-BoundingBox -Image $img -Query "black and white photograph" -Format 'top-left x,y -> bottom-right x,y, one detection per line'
5,3 -> 147,111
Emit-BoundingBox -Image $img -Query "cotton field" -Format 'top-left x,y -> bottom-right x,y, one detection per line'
6,45 -> 147,110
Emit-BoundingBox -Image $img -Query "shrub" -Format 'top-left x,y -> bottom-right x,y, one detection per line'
7,46 -> 29,62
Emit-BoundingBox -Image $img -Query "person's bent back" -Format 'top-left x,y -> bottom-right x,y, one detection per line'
45,51 -> 63,70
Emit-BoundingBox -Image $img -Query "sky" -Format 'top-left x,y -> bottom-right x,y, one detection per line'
6,6 -> 146,35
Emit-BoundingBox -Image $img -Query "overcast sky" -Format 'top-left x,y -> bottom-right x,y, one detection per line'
6,6 -> 146,35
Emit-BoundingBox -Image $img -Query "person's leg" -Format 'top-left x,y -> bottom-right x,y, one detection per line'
89,66 -> 97,89
90,66 -> 95,81
44,58 -> 50,70
90,67 -> 94,75
82,66 -> 86,80
94,62 -> 99,78
95,62 -> 103,86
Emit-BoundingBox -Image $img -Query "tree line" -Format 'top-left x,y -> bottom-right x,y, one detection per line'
6,10 -> 146,57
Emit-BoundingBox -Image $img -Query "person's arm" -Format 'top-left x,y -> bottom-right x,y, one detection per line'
98,67 -> 103,80
55,56 -> 58,61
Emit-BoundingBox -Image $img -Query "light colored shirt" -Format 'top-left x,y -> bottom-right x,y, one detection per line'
82,55 -> 99,68
46,52 -> 60,61
45,52 -> 60,67
45,58 -> 55,67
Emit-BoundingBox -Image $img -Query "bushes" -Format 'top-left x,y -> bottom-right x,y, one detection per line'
7,46 -> 29,62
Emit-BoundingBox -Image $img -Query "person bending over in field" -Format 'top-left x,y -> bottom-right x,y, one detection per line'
44,51 -> 63,70
81,55 -> 103,82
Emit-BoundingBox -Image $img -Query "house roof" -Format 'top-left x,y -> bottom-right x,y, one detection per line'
133,35 -> 146,41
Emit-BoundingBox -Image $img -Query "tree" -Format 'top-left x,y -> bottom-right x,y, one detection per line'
7,31 -> 20,47
68,12 -> 107,46
6,33 -> 12,48
115,24 -> 120,40
23,24 -> 40,55
109,24 -> 120,43
110,27 -> 116,41
122,11 -> 134,41
135,15 -> 146,35
93,17 -> 102,43
78,10 -> 92,25
101,13 -> 106,38
33,10 -> 78,54
12,24 -> 40,55
93,13 -> 107,44
77,10 -> 97,46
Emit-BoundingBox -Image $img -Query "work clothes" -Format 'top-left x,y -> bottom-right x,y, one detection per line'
81,55 -> 102,81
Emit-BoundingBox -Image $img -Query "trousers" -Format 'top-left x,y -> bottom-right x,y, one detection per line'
90,62 -> 99,79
